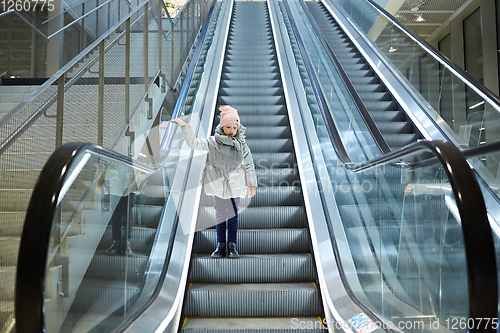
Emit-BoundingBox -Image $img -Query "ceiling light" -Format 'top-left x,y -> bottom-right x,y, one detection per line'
469,101 -> 485,109
416,15 -> 425,22
410,5 -> 419,11
389,47 -> 397,53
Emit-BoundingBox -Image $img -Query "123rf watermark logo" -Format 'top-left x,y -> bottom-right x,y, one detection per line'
1,0 -> 55,12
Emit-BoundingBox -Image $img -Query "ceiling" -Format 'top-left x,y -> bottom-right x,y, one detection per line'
386,0 -> 472,40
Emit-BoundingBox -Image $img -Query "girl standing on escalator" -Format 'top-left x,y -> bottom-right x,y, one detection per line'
171,105 -> 257,258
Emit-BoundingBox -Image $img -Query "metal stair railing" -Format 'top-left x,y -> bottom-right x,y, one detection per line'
0,0 -> 189,79
0,0 -> 139,78
41,0 -> 133,27
0,0 -> 130,41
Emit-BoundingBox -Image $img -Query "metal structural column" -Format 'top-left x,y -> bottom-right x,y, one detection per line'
171,19 -> 175,88
98,40 -> 105,146
144,6 -> 149,92
125,18 -> 131,124
55,74 -> 65,148
158,0 -> 162,76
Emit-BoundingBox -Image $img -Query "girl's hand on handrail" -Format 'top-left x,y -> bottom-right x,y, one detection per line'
171,118 -> 188,127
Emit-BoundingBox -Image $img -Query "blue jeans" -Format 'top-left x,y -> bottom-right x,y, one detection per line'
214,196 -> 240,244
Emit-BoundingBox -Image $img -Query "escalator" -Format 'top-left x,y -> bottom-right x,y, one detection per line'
181,1 -> 325,330
305,1 -> 420,151
280,0 -> 499,329
61,1 -> 224,329
14,0 -> 499,332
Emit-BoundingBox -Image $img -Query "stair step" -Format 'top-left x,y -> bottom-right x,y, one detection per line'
0,170 -> 41,188
196,206 -> 307,230
219,95 -> 285,106
184,283 -> 322,317
254,168 -> 299,185
71,279 -> 141,314
200,186 -> 302,206
252,153 -> 296,168
84,253 -> 149,281
189,253 -> 315,283
98,226 -> 157,253
0,301 -> 14,332
244,126 -> 291,139
193,229 -> 310,254
0,267 -> 15,301
181,317 -> 326,332
0,212 -> 25,235
0,238 -> 20,266
223,104 -> 286,115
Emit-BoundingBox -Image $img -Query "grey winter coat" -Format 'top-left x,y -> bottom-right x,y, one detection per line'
181,124 -> 257,199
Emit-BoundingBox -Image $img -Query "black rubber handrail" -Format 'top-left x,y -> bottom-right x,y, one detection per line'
14,0 -> 217,328
298,0 -> 391,155
16,143 -> 87,332
392,140 -> 500,171
282,0 -> 497,330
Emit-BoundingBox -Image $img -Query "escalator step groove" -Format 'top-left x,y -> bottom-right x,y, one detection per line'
196,206 -> 308,229
188,253 -> 315,283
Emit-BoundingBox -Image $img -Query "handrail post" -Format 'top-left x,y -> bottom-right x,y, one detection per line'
95,0 -> 99,36
158,0 -> 162,75
55,74 -> 65,148
8,16 -> 13,76
98,40 -> 105,146
144,5 -> 149,92
81,3 -> 87,53
125,17 -> 133,157
180,14 -> 184,79
32,9 -> 39,77
107,1 -> 111,30
186,0 -> 190,57
171,19 -> 175,88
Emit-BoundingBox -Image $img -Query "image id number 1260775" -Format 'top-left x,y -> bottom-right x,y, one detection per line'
1,0 -> 54,11
444,318 -> 498,330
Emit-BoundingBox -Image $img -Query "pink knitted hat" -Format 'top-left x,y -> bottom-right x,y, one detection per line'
219,105 -> 240,128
